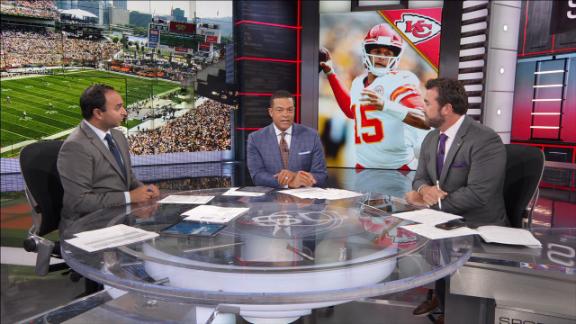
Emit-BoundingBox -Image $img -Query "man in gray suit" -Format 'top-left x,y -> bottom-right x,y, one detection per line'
247,90 -> 327,188
58,84 -> 159,232
405,78 -> 507,323
406,78 -> 507,226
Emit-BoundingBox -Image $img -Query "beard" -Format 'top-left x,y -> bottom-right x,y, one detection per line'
425,114 -> 445,129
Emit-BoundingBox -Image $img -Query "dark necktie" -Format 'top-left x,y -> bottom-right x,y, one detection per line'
105,133 -> 127,178
436,133 -> 448,177
279,132 -> 289,168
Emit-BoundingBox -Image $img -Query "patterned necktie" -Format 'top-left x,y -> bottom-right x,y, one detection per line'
104,134 -> 127,178
279,132 -> 289,168
436,133 -> 448,177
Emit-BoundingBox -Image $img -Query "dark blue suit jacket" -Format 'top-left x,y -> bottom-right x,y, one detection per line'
247,123 -> 327,188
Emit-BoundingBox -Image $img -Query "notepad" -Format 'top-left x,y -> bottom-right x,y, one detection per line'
181,205 -> 249,224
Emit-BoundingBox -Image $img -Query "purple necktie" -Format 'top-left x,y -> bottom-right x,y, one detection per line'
436,133 -> 448,177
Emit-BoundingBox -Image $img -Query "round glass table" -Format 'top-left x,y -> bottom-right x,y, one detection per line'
61,188 -> 473,324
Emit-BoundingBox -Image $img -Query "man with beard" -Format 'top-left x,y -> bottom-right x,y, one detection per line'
404,78 -> 507,323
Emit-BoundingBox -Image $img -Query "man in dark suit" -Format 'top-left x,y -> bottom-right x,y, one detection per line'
57,84 -> 160,232
406,78 -> 507,226
247,90 -> 327,188
405,78 -> 507,324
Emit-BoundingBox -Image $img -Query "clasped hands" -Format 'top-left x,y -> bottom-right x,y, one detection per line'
274,169 -> 317,188
405,184 -> 447,208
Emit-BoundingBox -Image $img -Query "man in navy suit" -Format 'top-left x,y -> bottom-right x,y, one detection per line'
247,90 -> 327,188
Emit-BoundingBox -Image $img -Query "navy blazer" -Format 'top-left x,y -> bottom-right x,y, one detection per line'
247,123 -> 328,188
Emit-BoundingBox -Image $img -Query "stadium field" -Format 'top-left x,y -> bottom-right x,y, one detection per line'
0,70 -> 179,148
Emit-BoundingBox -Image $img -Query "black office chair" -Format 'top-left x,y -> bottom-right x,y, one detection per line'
20,140 -> 103,296
503,144 -> 545,229
20,140 -> 68,276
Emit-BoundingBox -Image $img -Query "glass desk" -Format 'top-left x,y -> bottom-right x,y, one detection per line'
60,188 -> 473,324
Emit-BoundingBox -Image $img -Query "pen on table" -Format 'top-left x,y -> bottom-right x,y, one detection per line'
436,180 -> 442,210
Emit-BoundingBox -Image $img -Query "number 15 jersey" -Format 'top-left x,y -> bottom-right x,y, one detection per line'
347,70 -> 426,169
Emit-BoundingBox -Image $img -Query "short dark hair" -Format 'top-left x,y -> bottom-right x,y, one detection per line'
424,78 -> 468,115
79,84 -> 115,119
269,90 -> 293,108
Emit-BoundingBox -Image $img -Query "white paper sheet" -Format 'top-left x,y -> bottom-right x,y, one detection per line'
392,209 -> 462,225
222,187 -> 265,197
182,205 -> 249,223
157,195 -> 215,204
279,188 -> 364,200
400,224 -> 542,248
400,223 -> 477,240
66,224 -> 158,252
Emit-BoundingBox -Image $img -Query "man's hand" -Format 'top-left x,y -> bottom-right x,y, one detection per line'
319,47 -> 333,74
130,184 -> 160,203
288,171 -> 317,188
274,169 -> 296,186
405,191 -> 428,207
419,185 -> 447,206
359,89 -> 385,110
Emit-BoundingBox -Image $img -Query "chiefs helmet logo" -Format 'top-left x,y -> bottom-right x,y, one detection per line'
395,13 -> 440,44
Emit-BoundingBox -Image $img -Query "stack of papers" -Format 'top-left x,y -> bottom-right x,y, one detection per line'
279,188 -> 364,200
400,224 -> 542,248
392,209 -> 463,225
65,224 -> 159,252
182,205 -> 249,223
158,195 -> 214,204
392,209 -> 542,247
222,187 -> 266,197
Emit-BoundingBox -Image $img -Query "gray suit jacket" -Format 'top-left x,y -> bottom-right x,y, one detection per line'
57,121 -> 143,232
247,123 -> 328,188
413,116 -> 508,227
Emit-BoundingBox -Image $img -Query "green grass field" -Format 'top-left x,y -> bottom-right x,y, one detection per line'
0,70 -> 179,149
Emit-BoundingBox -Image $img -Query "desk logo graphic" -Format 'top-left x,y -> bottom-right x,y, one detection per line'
250,210 -> 343,238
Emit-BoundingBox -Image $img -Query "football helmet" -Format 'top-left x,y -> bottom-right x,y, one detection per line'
361,23 -> 404,76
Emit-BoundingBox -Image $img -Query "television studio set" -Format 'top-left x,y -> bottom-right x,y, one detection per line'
0,1 -> 574,323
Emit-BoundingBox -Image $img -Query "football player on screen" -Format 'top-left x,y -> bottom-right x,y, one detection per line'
320,23 -> 430,170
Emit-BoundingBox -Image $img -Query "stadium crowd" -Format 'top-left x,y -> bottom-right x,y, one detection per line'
1,27 -> 120,69
0,0 -> 58,19
128,99 -> 234,155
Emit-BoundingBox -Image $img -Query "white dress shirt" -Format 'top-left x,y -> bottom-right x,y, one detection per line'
439,115 -> 465,163
83,120 -> 130,204
273,124 -> 292,148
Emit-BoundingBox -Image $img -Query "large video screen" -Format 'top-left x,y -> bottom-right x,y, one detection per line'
319,8 -> 441,170
1,0 -> 234,166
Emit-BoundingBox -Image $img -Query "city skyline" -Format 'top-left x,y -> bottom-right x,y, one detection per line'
127,1 -> 232,18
